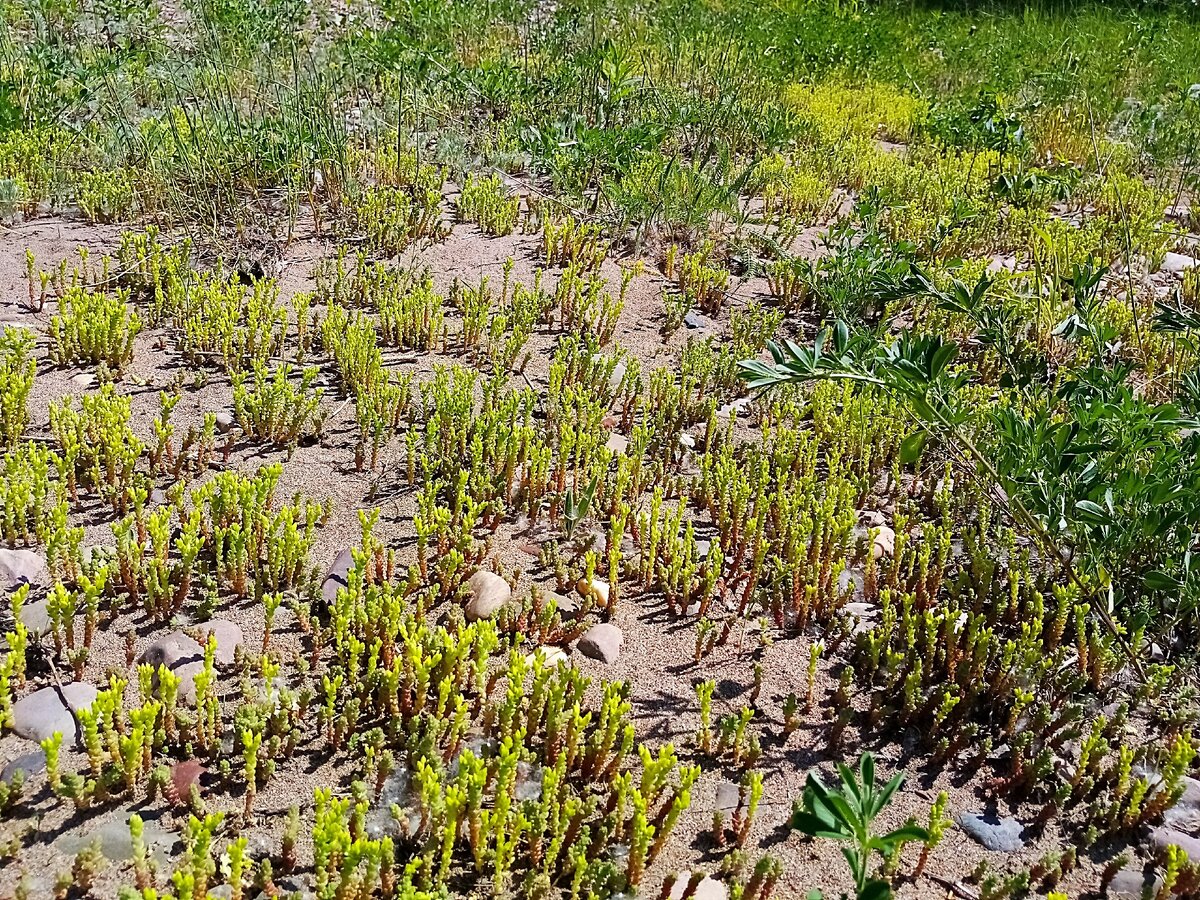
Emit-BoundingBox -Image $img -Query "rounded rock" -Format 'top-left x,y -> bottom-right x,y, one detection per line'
12,684 -> 92,744
1,749 -> 46,785
607,362 -> 627,392
605,433 -> 629,455
466,571 -> 511,621
138,632 -> 204,672
539,589 -> 581,620
667,874 -> 727,900
577,623 -> 623,664
526,646 -> 569,667
194,620 -> 243,665
956,811 -> 1025,852
871,525 -> 896,560
18,597 -> 51,636
1108,866 -> 1162,900
715,781 -> 740,813
1151,825 -> 1200,859
0,548 -> 48,592
60,681 -> 98,713
576,577 -> 610,608
1164,776 -> 1200,829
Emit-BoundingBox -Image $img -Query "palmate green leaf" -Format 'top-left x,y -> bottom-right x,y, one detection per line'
836,762 -> 865,812
873,771 -> 905,818
1074,499 -> 1109,524
737,358 -> 789,389
791,808 -> 851,841
875,823 -> 930,847
929,341 -> 958,380
799,779 -> 850,835
813,786 -> 862,834
858,753 -> 875,793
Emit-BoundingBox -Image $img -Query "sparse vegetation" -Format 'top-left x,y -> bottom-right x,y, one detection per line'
1,0 -> 1200,896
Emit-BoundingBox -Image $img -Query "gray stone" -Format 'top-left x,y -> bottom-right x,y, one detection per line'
80,545 -> 113,570
540,589 -> 580,620
1,749 -> 45,785
58,817 -> 175,863
605,433 -> 628,455
214,410 -> 236,433
149,488 -> 169,505
138,632 -> 204,672
0,548 -> 48,591
60,681 -> 98,713
321,548 -> 355,604
1164,776 -> 1200,829
466,571 -> 511,622
18,597 -> 50,636
1108,865 -> 1162,900
667,874 -> 727,900
11,683 -> 95,744
1150,825 -> 1200,860
956,811 -> 1025,852
838,569 -> 858,594
577,623 -> 623,664
1162,252 -> 1198,274
174,661 -> 206,704
70,372 -> 96,388
12,693 -> 70,746
194,619 -> 242,665
683,311 -> 708,330
715,781 -> 739,813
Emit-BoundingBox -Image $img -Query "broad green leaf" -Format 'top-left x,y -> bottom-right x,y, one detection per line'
899,430 -> 928,465
857,879 -> 894,900
1143,570 -> 1183,591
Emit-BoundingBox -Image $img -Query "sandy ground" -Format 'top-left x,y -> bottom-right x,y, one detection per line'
0,207 -> 1158,900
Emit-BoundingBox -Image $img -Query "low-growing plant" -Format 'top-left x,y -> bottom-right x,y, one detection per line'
232,362 -> 326,449
792,752 -> 928,900
458,172 -> 520,236
0,328 -> 34,448
49,285 -> 143,371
